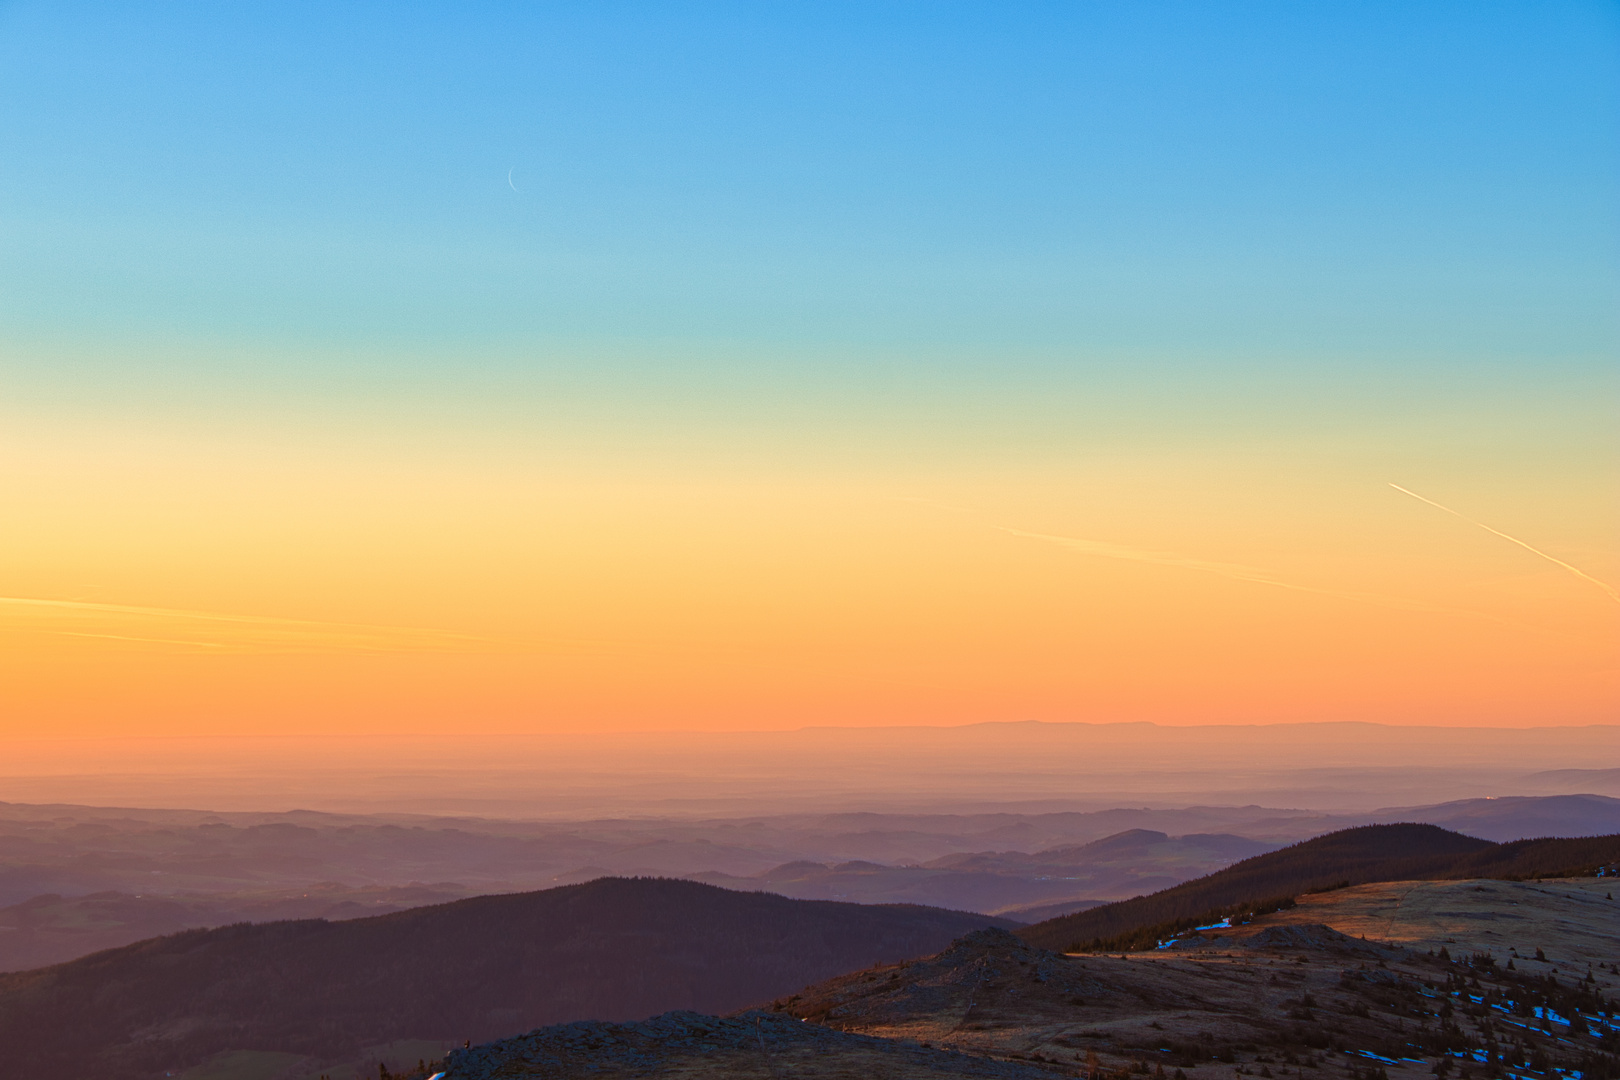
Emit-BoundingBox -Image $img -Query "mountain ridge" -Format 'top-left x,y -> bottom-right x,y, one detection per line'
1016,824 -> 1620,951
0,876 -> 1013,1080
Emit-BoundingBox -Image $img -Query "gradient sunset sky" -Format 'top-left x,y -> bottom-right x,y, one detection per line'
1,2 -> 1615,738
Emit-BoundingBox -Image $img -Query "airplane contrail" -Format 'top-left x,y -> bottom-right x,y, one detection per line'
1389,483 -> 1620,605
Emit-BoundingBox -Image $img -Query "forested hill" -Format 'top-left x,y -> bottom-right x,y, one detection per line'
1018,824 -> 1620,952
0,876 -> 1012,1080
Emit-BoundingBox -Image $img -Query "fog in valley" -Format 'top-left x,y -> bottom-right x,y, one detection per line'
5,721 -> 1616,818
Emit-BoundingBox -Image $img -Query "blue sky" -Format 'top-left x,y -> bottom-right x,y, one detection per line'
1,1 -> 1614,362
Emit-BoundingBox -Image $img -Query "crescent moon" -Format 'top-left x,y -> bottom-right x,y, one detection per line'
508,168 -> 519,193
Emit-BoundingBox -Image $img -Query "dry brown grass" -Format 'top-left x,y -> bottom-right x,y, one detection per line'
773,880 -> 1620,1080
1235,878 -> 1620,966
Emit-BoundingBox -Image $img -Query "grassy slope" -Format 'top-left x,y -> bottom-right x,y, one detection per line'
1017,824 -> 1620,951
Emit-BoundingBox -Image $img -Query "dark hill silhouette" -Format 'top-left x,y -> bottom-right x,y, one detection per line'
0,876 -> 1011,1080
1018,824 -> 1620,951
1452,832 -> 1620,878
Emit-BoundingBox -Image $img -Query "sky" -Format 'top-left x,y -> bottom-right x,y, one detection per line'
0,1 -> 1616,738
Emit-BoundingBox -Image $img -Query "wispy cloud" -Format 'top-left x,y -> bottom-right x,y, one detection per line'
0,596 -> 517,654
1389,483 -> 1620,605
992,525 -> 1318,593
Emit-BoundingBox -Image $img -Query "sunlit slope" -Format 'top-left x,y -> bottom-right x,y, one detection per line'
1018,824 -> 1620,951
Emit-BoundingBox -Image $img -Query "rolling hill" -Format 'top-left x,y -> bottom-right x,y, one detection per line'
0,876 -> 1012,1080
1017,823 -> 1620,951
687,829 -> 1276,914
4,795 -> 1613,972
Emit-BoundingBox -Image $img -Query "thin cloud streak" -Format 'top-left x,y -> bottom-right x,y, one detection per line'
993,525 -> 1308,592
1389,483 -> 1620,605
2,595 -> 355,624
48,630 -> 230,649
0,595 -> 513,654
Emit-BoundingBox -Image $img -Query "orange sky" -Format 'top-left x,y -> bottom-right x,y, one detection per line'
2,393 -> 1615,737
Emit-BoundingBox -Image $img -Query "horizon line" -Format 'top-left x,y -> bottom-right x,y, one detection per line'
4,718 -> 1618,743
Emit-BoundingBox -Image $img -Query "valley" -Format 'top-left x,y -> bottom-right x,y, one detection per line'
0,821 -> 1610,1080
4,795 -> 1616,971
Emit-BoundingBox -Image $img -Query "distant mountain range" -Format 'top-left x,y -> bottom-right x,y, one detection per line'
687,829 -> 1275,915
1361,793 -> 1620,842
3,793 -> 1618,972
0,878 -> 1011,1080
